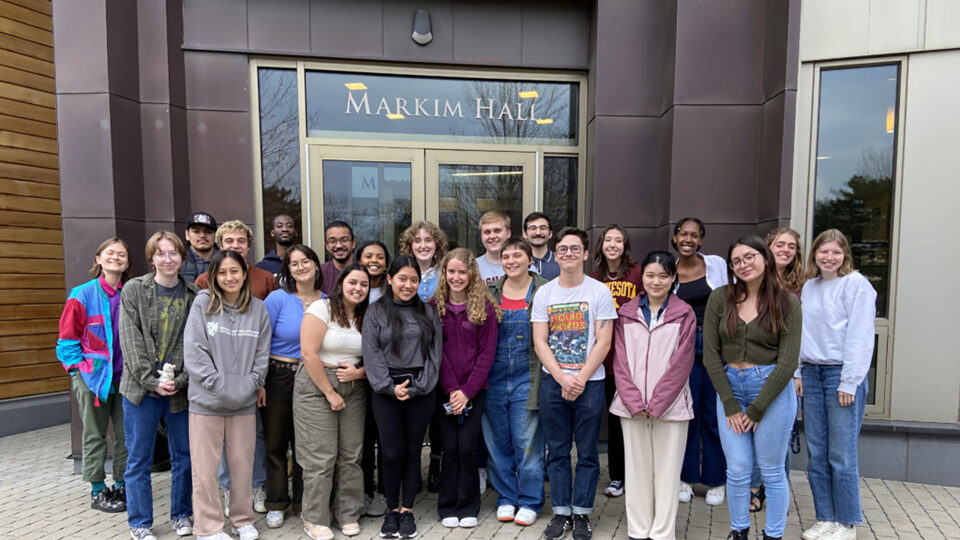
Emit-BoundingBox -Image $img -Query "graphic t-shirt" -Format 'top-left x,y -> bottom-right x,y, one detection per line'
531,276 -> 618,381
476,254 -> 504,284
155,280 -> 186,365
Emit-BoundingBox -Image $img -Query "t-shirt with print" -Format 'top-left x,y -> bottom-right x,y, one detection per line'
305,298 -> 363,366
530,276 -> 618,381
155,280 -> 186,366
476,254 -> 504,284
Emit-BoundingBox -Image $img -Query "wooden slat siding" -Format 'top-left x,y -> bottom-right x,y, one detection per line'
0,179 -> 59,199
0,112 -> 56,139
0,130 -> 57,154
0,194 -> 59,214
0,377 -> 67,399
0,348 -> 57,367
0,161 -> 57,183
0,273 -> 61,288
5,0 -> 51,17
0,48 -> 52,77
0,304 -> 62,319
0,319 -> 57,336
0,0 -> 62,400
0,332 -> 59,351
0,226 -> 62,243
0,30 -> 51,61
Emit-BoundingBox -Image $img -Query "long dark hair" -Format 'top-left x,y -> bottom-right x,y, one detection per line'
277,244 -> 322,293
592,224 -> 636,281
379,256 -> 437,358
723,235 -> 791,337
328,263 -> 370,332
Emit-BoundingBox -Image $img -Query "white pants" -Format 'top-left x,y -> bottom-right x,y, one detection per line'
621,415 -> 688,540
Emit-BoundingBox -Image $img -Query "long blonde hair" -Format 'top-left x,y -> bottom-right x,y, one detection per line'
807,228 -> 855,279
765,227 -> 805,294
433,248 -> 502,325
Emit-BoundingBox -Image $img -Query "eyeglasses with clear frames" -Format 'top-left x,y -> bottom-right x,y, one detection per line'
556,245 -> 584,255
325,236 -> 352,245
729,251 -> 760,270
154,251 -> 181,260
289,260 -> 314,270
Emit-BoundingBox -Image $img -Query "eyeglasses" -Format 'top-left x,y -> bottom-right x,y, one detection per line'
729,251 -> 761,270
289,260 -> 314,270
325,236 -> 352,245
153,251 -> 181,260
555,245 -> 584,255
526,225 -> 550,232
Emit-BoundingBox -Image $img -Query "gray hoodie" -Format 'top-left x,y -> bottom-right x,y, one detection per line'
184,289 -> 271,415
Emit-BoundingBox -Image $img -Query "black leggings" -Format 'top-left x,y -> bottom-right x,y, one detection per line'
371,389 -> 436,510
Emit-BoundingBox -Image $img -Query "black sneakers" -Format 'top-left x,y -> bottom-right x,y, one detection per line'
572,514 -> 592,540
543,515 -> 573,539
380,511 -> 400,538
110,485 -> 126,504
91,489 -> 125,513
727,529 -> 749,540
398,511 -> 417,539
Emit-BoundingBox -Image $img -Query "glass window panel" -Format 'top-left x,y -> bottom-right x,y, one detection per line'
321,161 -> 411,256
813,64 -> 898,317
258,68 -> 301,243
867,333 -> 879,405
306,71 -> 578,145
438,164 -> 522,254
544,156 -> 578,231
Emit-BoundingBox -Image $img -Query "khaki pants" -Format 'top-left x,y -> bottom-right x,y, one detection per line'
72,372 -> 126,484
293,367 -> 366,526
621,416 -> 688,540
189,413 -> 256,536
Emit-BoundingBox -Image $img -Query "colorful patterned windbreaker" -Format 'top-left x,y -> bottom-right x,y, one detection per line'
57,277 -> 120,405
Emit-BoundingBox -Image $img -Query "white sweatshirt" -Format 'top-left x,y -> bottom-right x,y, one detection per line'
799,272 -> 877,394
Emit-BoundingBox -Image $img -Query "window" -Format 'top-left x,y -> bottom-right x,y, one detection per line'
257,68 -> 301,243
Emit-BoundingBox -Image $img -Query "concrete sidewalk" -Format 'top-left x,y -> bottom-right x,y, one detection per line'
2,424 -> 958,539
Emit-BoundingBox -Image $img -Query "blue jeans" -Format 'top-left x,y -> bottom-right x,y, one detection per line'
681,359 -> 726,487
482,304 -> 544,512
122,395 -> 191,528
803,364 -> 867,526
219,408 -> 266,489
540,374 -> 605,515
717,365 -> 797,537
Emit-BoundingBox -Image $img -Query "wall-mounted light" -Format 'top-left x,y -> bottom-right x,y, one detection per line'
412,9 -> 432,45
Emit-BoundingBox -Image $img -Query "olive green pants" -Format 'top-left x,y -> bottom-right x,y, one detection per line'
72,372 -> 126,484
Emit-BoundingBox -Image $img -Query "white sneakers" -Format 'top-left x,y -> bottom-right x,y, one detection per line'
497,505 -> 516,522
514,507 -> 537,526
804,521 -> 856,540
440,516 -> 478,528
265,510 -> 284,528
232,524 -> 259,540
197,533 -> 232,540
221,489 -> 230,517
604,480 -> 624,497
252,486 -> 267,513
705,485 -> 725,506
678,482 -> 694,503
172,517 -> 193,537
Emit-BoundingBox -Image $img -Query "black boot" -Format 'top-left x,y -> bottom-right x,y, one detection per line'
727,528 -> 749,540
763,534 -> 781,540
427,453 -> 441,493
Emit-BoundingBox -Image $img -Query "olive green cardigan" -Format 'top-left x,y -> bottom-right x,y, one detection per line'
487,272 -> 549,410
703,286 -> 802,422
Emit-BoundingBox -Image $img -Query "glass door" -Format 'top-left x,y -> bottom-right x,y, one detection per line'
426,150 -> 536,254
306,146 -> 424,258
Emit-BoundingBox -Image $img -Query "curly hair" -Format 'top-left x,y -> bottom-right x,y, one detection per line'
765,227 -> 805,295
399,221 -> 448,268
432,248 -> 502,325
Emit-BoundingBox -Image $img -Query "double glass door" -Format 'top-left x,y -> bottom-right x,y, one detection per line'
307,146 -> 536,256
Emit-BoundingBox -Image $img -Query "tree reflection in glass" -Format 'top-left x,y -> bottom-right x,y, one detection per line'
258,68 -> 301,240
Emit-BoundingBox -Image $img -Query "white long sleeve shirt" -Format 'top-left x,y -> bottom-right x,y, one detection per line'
799,272 -> 877,394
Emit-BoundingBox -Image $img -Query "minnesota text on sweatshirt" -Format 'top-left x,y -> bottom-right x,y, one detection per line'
183,290 -> 271,415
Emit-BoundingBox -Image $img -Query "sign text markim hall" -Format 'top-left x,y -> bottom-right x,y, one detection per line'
345,92 -> 543,121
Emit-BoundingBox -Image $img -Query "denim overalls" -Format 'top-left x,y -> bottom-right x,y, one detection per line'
481,281 -> 545,512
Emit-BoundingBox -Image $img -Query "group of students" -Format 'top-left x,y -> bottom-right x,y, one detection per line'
57,210 -> 875,540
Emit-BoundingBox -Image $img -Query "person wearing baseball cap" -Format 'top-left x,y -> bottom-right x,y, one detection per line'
181,212 -> 218,283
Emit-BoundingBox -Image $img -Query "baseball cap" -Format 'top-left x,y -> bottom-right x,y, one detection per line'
186,211 -> 217,230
